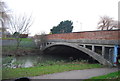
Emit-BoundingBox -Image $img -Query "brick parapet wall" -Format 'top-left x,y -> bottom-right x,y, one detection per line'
46,30 -> 120,40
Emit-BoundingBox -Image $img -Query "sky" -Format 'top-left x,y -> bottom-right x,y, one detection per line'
4,0 -> 120,36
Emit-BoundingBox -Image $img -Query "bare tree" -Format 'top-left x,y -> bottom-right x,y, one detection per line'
97,16 -> 115,30
8,14 -> 33,50
109,21 -> 120,30
34,32 -> 48,49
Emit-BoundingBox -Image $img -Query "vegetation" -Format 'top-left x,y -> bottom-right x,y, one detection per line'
2,38 -> 35,47
50,20 -> 73,34
2,62 -> 103,80
34,32 -> 48,48
84,71 -> 120,81
97,15 -> 119,30
2,46 -> 40,56
2,38 -> 38,56
1,37 -> 31,41
8,14 -> 33,53
91,71 -> 120,79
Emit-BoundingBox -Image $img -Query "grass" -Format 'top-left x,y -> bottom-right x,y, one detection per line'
2,46 -> 40,56
2,38 -> 37,56
84,71 -> 120,81
19,39 -> 36,48
3,38 -> 36,48
20,38 -> 33,41
0,38 -> 15,40
2,63 -> 103,80
0,38 -> 32,40
2,46 -> 34,50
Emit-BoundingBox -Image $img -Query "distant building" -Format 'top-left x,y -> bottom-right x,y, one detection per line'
19,34 -> 28,38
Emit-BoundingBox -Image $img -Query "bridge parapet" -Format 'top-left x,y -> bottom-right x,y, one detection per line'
47,39 -> 119,45
46,30 -> 120,45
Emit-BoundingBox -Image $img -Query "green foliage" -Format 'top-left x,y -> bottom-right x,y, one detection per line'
84,71 -> 120,81
13,32 -> 20,38
50,20 -> 73,34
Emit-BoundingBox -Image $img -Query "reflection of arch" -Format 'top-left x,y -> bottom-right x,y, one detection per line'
42,43 -> 112,66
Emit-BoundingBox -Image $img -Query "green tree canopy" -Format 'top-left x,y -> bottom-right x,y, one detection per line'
50,20 -> 73,34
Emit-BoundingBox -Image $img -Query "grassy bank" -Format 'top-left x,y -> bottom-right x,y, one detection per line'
2,46 -> 41,56
1,38 -> 32,40
91,71 -> 120,79
2,63 -> 103,79
2,38 -> 36,48
84,71 -> 120,81
2,38 -> 39,56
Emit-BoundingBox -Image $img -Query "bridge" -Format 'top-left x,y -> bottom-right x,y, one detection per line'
35,30 -> 120,66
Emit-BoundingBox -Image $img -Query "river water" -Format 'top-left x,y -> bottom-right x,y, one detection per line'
2,54 -> 67,68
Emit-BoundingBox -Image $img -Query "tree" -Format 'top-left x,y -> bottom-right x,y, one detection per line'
97,16 -> 119,30
13,32 -> 20,38
109,21 -> 120,30
8,14 -> 33,51
50,20 -> 73,34
34,32 -> 47,49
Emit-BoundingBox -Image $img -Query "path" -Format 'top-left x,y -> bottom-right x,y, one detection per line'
30,67 -> 118,79
2,67 -> 118,81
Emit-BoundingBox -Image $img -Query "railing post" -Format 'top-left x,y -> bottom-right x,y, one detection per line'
83,45 -> 86,48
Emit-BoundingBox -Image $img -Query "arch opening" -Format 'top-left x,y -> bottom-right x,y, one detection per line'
43,45 -> 99,64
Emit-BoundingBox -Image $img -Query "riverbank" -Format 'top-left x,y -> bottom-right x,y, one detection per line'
2,38 -> 41,56
2,62 -> 103,80
2,46 -> 42,56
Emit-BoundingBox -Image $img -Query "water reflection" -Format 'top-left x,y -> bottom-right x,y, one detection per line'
24,59 -> 33,68
2,54 -> 66,68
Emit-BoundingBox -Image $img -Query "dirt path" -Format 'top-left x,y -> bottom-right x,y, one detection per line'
30,67 -> 118,79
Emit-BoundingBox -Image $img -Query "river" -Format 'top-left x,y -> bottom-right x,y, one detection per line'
2,54 -> 68,68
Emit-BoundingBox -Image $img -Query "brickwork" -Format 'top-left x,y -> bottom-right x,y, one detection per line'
47,30 -> 120,40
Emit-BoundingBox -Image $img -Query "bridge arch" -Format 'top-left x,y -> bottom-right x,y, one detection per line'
42,43 -> 112,66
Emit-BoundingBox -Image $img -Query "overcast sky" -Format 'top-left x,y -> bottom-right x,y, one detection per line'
4,0 -> 120,36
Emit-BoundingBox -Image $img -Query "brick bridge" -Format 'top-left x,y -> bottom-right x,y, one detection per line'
36,30 -> 120,66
